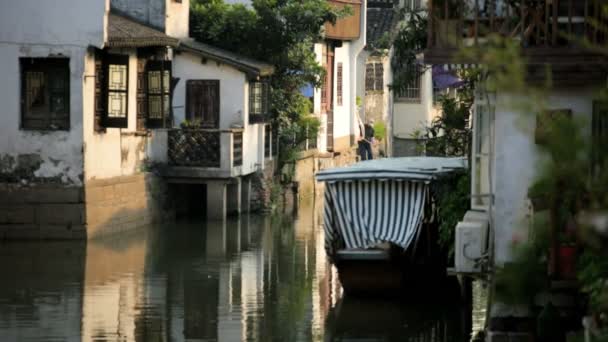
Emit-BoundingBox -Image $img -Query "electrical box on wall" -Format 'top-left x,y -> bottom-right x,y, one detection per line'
454,211 -> 489,273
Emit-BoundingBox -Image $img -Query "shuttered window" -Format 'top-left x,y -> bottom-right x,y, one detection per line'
337,63 -> 343,106
146,60 -> 171,128
249,80 -> 270,123
104,54 -> 129,128
186,80 -> 219,128
20,58 -> 70,130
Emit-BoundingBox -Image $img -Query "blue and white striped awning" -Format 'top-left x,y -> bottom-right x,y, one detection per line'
316,157 -> 467,183
318,157 -> 467,259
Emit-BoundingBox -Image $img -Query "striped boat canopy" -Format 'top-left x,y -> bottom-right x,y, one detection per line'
316,157 -> 466,183
317,157 -> 467,259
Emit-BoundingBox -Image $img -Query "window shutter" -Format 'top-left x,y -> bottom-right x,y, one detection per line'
136,56 -> 148,131
94,50 -> 106,133
146,60 -> 172,128
186,80 -> 219,128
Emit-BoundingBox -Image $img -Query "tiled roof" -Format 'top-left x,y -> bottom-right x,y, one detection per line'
366,7 -> 399,50
107,13 -> 179,48
179,39 -> 275,77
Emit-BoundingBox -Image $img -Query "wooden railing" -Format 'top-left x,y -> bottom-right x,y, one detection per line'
168,128 -> 245,168
427,0 -> 607,52
168,129 -> 221,167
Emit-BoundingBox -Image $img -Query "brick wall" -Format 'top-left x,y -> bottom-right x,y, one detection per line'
0,184 -> 86,239
85,173 -> 173,238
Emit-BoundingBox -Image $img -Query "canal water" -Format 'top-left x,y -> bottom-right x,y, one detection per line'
0,198 -> 487,341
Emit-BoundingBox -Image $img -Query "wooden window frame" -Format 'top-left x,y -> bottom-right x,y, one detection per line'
249,80 -> 270,124
365,62 -> 384,93
20,58 -> 70,131
337,63 -> 343,106
186,79 -> 220,128
146,60 -> 172,128
103,54 -> 129,128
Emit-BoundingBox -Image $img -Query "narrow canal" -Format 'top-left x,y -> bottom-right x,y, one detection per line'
0,198 -> 486,341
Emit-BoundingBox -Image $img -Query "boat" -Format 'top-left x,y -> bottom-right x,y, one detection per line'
316,157 -> 467,296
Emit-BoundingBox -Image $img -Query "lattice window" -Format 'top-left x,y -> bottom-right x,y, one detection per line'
147,61 -> 171,128
337,63 -> 343,106
104,54 -> 129,128
249,80 -> 269,123
20,58 -> 70,130
365,62 -> 384,92
396,65 -> 421,102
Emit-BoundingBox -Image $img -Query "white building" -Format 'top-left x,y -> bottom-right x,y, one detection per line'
313,0 -> 367,156
425,0 -> 608,338
361,0 -> 439,158
166,39 -> 275,219
0,0 -> 275,239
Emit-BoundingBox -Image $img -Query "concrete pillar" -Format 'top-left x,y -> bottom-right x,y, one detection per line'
227,178 -> 241,216
241,178 -> 252,213
206,181 -> 227,220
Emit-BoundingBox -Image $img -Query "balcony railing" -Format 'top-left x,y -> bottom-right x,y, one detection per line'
168,128 -> 244,169
426,0 -> 607,62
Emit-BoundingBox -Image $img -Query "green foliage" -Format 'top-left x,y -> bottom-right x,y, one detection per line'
190,0 -> 349,171
372,121 -> 386,141
179,119 -> 202,129
390,9 -> 427,94
434,172 -> 471,258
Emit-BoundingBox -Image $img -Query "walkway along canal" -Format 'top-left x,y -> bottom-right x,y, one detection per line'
0,197 -> 486,341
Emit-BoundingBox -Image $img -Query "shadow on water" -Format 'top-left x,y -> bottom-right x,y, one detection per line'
0,196 -> 486,342
324,276 -> 471,342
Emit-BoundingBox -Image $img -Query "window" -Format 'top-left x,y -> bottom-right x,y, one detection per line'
405,0 -> 421,10
365,62 -> 383,92
471,104 -> 493,209
337,63 -> 343,106
104,54 -> 129,128
186,80 -> 219,128
592,101 -> 608,176
396,65 -> 421,102
249,81 -> 270,123
20,58 -> 70,130
146,61 -> 171,128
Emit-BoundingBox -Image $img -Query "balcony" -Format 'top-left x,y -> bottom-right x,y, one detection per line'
325,0 -> 362,40
424,0 -> 608,66
165,128 -> 244,179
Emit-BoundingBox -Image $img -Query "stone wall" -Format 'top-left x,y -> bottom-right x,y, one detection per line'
393,137 -> 421,157
0,184 -> 86,239
85,173 -> 173,239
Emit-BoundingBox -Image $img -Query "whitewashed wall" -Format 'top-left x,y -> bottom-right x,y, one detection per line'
173,51 -> 266,175
83,48 -> 155,180
392,67 -> 435,140
491,88 -> 597,264
165,0 -> 190,39
0,0 -> 105,185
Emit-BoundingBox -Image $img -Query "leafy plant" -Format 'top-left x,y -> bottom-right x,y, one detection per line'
190,0 -> 348,171
373,121 -> 386,141
434,171 -> 471,258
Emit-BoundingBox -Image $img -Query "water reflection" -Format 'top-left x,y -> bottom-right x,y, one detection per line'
0,197 -> 485,341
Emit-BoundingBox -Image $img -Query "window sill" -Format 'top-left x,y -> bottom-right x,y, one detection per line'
395,98 -> 422,104
20,127 -> 70,132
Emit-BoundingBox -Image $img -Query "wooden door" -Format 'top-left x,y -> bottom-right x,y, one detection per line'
186,80 -> 220,128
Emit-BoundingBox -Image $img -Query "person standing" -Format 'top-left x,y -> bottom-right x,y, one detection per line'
358,119 -> 374,160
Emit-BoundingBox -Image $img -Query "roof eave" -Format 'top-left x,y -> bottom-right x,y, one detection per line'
179,44 -> 275,78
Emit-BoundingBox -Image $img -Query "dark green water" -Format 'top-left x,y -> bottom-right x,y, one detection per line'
0,199 -> 486,341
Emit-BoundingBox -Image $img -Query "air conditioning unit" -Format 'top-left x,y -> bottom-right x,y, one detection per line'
455,211 -> 489,273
